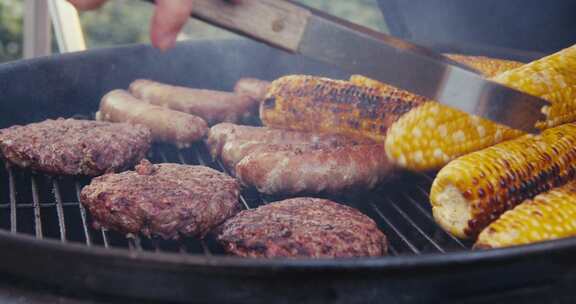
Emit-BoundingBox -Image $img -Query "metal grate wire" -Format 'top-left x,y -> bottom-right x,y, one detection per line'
0,143 -> 470,256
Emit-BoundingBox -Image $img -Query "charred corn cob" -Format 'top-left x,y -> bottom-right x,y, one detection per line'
387,45 -> 576,171
260,75 -> 426,143
444,54 -> 523,78
475,181 -> 576,249
430,123 -> 576,239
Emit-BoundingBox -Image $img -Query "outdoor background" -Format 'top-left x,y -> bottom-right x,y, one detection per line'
0,0 -> 387,63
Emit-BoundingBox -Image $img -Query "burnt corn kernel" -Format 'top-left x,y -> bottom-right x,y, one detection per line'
431,123 -> 576,239
476,181 -> 576,249
261,75 -> 425,143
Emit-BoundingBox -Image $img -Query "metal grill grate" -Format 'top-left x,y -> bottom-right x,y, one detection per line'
0,143 -> 472,256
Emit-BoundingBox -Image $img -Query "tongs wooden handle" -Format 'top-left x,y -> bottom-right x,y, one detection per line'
145,0 -> 312,52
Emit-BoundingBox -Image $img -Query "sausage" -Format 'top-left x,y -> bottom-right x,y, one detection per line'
206,123 -> 370,159
233,78 -> 271,101
220,140 -> 348,175
97,90 -> 208,148
129,79 -> 258,125
235,144 -> 392,195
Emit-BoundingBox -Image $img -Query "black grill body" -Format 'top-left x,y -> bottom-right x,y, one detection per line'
0,40 -> 574,303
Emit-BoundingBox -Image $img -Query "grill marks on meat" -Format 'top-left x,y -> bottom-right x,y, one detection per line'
0,118 -> 151,176
217,198 -> 388,258
80,159 -> 241,239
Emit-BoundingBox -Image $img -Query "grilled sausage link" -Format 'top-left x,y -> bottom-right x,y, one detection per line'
235,144 -> 392,195
97,90 -> 208,148
221,140 -> 350,175
206,123 -> 368,159
129,79 -> 258,125
233,78 -> 271,101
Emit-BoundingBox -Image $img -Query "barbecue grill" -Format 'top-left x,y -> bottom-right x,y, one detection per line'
0,39 -> 574,303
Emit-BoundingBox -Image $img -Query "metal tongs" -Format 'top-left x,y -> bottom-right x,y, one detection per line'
155,0 -> 548,133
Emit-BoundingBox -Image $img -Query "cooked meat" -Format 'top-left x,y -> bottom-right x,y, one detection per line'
233,78 -> 270,101
97,90 -> 208,148
217,197 -> 388,258
235,144 -> 392,195
0,118 -> 151,176
206,122 -> 367,159
129,79 -> 259,125
220,139 -> 355,175
80,159 -> 241,239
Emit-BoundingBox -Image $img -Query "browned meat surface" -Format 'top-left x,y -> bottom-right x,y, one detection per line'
233,78 -> 271,101
206,122 -> 366,159
97,90 -> 208,148
0,118 -> 151,176
220,139 -> 355,175
217,197 -> 388,258
129,79 -> 259,125
235,144 -> 391,195
80,159 -> 240,239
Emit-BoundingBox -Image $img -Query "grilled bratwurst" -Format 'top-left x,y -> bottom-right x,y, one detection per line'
97,89 -> 208,148
217,197 -> 388,258
206,123 -> 364,159
233,77 -> 271,101
129,79 -> 258,125
0,118 -> 151,176
81,159 -> 240,239
235,144 -> 392,195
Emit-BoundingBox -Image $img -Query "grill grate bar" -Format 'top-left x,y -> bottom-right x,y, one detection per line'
128,235 -> 143,251
370,203 -> 420,254
30,175 -> 43,239
74,182 -> 92,246
387,198 -> 445,253
402,192 -> 466,248
7,166 -> 17,233
158,151 -> 169,163
0,201 -> 83,208
100,228 -> 110,248
201,240 -> 212,256
215,158 -> 252,210
52,179 -> 67,242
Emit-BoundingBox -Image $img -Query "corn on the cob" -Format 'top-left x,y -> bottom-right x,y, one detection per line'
430,122 -> 576,239
492,45 -> 576,129
386,45 -> 576,171
444,54 -> 523,78
475,181 -> 576,249
260,75 -> 425,143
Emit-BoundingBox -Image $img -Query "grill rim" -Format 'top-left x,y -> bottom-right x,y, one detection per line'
1,226 -> 574,270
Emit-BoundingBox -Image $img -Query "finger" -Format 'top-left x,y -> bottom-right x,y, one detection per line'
151,0 -> 195,51
66,0 -> 108,10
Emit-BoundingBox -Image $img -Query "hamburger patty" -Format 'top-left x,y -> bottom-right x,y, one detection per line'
217,198 -> 387,258
80,159 -> 241,239
0,118 -> 151,176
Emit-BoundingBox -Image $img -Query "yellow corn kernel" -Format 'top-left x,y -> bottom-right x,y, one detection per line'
430,122 -> 576,239
475,181 -> 576,249
260,75 -> 425,143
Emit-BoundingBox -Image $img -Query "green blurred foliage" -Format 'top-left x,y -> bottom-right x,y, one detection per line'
0,0 -> 386,62
0,1 -> 23,62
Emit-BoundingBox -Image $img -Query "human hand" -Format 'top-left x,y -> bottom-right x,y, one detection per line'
68,0 -> 239,51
